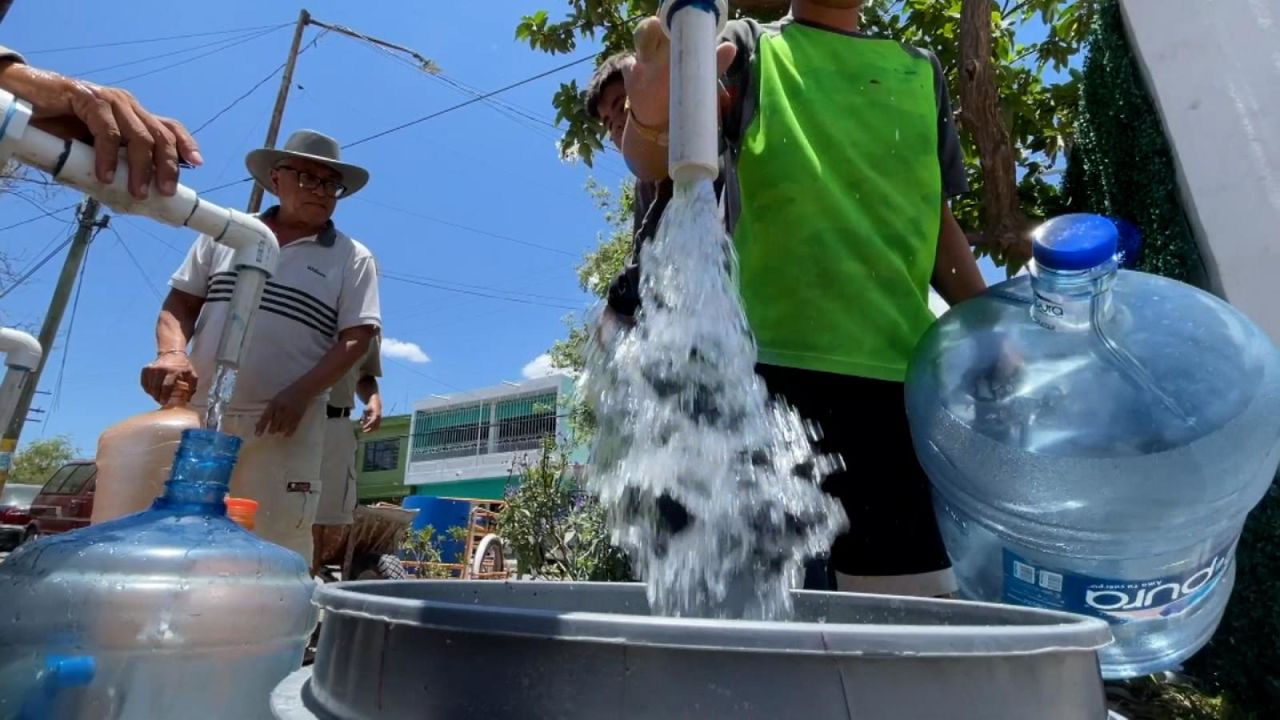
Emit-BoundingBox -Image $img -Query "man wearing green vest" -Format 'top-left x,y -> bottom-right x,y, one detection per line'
618,0 -> 987,597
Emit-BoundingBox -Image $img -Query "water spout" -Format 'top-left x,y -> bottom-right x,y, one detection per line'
660,0 -> 727,184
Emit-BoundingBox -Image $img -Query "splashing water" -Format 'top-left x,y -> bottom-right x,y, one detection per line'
584,180 -> 848,621
204,364 -> 237,431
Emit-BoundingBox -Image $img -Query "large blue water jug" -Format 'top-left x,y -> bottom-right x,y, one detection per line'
905,214 -> 1280,678
0,429 -> 317,718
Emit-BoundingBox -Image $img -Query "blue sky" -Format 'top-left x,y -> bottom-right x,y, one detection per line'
1,1 -> 1007,454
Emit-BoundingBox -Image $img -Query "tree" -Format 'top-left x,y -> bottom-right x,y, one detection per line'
11,436 -> 77,485
517,0 -> 1093,274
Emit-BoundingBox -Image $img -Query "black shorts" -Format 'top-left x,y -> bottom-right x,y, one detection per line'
756,363 -> 951,579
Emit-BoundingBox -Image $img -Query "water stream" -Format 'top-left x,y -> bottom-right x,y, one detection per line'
584,180 -> 847,621
204,364 -> 237,431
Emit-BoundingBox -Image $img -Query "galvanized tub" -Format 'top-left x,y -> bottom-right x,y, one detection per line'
274,580 -> 1112,720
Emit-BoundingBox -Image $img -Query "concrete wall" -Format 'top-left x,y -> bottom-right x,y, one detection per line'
1120,0 -> 1280,344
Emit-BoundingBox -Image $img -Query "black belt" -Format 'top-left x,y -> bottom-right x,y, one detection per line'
326,405 -> 352,419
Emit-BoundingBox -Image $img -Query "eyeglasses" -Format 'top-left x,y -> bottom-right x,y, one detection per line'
275,165 -> 347,198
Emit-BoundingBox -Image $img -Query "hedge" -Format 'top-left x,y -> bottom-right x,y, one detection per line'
1066,1 -> 1280,713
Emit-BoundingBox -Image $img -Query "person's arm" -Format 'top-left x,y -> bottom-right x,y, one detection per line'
256,326 -> 376,437
356,335 -> 383,432
356,374 -> 382,432
933,203 -> 987,305
140,236 -> 212,403
140,289 -> 204,403
0,55 -> 201,197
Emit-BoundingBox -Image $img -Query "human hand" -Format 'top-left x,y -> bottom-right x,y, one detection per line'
622,16 -> 737,132
0,61 -> 202,198
361,395 -> 383,433
256,385 -> 313,437
140,351 -> 197,405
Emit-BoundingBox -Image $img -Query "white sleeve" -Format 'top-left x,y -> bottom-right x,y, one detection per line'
339,251 -> 381,332
168,235 -> 214,298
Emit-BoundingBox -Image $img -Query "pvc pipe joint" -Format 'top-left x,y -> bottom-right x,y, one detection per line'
659,0 -> 728,184
0,328 -> 41,370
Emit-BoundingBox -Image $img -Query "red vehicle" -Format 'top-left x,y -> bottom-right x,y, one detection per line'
0,482 -> 42,550
28,460 -> 97,537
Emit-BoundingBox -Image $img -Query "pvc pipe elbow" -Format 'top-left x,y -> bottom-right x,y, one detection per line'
218,211 -> 280,277
0,328 -> 42,370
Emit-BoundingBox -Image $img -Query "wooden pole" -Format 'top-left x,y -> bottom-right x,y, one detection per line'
247,7 -> 311,214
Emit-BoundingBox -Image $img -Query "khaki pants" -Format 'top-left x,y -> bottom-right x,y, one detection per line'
214,400 -> 326,559
314,416 -> 358,525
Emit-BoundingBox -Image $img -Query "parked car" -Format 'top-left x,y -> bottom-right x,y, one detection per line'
29,460 -> 97,537
0,482 -> 42,550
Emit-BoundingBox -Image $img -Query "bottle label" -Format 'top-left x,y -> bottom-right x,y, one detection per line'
1001,544 -> 1234,624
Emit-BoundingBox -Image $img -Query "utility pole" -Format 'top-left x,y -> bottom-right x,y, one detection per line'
0,199 -> 108,491
247,7 -> 311,214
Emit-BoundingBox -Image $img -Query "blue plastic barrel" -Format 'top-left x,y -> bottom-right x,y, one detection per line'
402,496 -> 471,563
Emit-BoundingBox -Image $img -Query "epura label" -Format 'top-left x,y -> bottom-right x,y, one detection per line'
1002,544 -> 1235,624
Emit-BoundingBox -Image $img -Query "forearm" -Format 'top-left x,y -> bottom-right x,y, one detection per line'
355,375 -> 379,406
155,294 -> 199,354
0,60 -> 75,118
932,203 -> 987,306
287,327 -> 375,400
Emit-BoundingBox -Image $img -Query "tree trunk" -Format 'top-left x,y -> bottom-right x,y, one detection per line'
958,0 -> 1032,271
732,0 -> 791,18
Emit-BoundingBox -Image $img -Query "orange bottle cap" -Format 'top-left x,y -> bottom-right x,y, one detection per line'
226,497 -> 259,529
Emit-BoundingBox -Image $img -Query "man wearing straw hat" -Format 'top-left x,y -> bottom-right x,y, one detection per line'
141,129 -> 382,560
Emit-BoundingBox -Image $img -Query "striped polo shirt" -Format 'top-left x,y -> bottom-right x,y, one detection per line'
170,206 -> 381,413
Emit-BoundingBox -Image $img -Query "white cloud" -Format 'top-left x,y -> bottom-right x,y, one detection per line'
382,337 -> 430,364
521,353 -> 559,379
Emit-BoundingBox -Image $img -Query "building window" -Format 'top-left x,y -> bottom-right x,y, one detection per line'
493,393 -> 558,454
362,438 -> 401,473
411,403 -> 491,461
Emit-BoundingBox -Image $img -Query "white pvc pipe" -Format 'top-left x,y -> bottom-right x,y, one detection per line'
0,329 -> 38,442
660,0 -> 727,184
0,90 -> 278,373
0,328 -> 41,370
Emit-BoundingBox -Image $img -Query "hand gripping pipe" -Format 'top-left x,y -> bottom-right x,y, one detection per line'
659,0 -> 728,184
0,90 -> 279,377
0,328 -> 40,446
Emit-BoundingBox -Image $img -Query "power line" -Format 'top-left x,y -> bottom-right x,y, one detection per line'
384,356 -> 463,392
0,235 -> 74,300
104,26 -> 290,85
0,203 -> 80,233
72,26 -> 289,77
117,217 -> 186,255
108,227 -> 164,301
342,54 -> 596,150
48,241 -> 93,417
382,269 -> 580,303
354,196 -> 576,257
190,29 -> 329,136
381,272 -> 580,310
25,23 -> 291,55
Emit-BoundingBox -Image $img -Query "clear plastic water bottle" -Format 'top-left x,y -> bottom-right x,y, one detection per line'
0,429 -> 317,718
905,214 -> 1280,678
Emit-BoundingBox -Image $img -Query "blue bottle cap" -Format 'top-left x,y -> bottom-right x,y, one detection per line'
1031,214 -> 1120,272
1110,217 -> 1143,269
45,655 -> 96,688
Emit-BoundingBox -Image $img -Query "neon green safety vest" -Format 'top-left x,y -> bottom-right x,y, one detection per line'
733,24 -> 942,382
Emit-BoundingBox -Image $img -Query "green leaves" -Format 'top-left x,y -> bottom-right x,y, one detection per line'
11,436 -> 77,485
